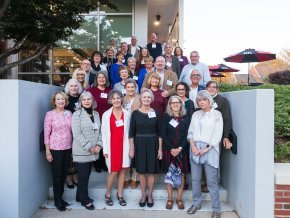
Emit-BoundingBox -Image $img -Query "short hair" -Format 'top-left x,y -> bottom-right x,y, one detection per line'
139,88 -> 154,103
125,78 -> 137,89
64,79 -> 83,94
144,56 -> 154,63
91,50 -> 103,61
75,91 -> 97,110
110,38 -> 116,42
121,42 -> 128,47
93,71 -> 110,87
116,51 -> 124,57
175,81 -> 190,95
50,91 -> 69,108
190,51 -> 200,57
174,47 -> 183,56
107,89 -> 124,105
165,42 -> 173,48
166,95 -> 187,117
72,68 -> 86,79
196,90 -> 214,107
147,72 -> 161,87
118,65 -> 129,75
127,56 -> 136,63
81,59 -> 91,65
206,80 -> 219,89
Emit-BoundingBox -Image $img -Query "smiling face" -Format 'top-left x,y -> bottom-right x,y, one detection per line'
145,59 -> 153,69
170,97 -> 182,113
69,81 -> 79,95
190,70 -> 201,85
140,91 -> 152,106
154,57 -> 165,71
197,98 -> 211,110
165,44 -> 173,55
81,60 -> 91,72
141,48 -> 148,57
131,36 -> 137,46
206,83 -> 219,96
97,73 -> 106,87
176,84 -> 186,98
77,73 -> 85,82
175,47 -> 182,56
190,52 -> 200,64
55,93 -> 66,109
93,54 -> 101,63
81,95 -> 93,109
150,76 -> 160,88
120,69 -> 129,80
112,93 -> 122,108
128,59 -> 136,69
117,53 -> 124,63
125,82 -> 136,97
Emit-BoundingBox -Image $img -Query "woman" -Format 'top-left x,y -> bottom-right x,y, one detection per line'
129,88 -> 162,208
123,79 -> 141,189
113,66 -> 129,95
138,56 -> 154,90
44,91 -> 72,211
72,92 -> 102,210
110,51 -> 124,87
162,96 -> 190,210
148,72 -> 168,117
187,90 -> 223,218
127,57 -> 139,84
174,47 -> 189,72
102,46 -> 117,75
137,47 -> 150,70
72,68 -> 88,89
90,51 -> 108,81
64,79 -> 83,189
102,90 -> 131,207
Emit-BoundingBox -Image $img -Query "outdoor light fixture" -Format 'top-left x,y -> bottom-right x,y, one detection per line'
154,15 -> 161,25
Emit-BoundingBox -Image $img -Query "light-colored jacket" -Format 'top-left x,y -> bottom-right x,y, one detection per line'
101,107 -> 131,173
123,95 -> 141,112
72,108 -> 102,163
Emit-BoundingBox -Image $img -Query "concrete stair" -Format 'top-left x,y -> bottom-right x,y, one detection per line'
43,172 -> 234,212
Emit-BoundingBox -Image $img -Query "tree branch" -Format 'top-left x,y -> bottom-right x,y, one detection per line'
0,35 -> 28,60
0,44 -> 49,74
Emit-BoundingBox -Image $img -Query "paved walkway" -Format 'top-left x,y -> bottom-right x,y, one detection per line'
33,209 -> 239,218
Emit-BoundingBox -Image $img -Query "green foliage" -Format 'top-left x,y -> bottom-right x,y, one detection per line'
274,142 -> 290,163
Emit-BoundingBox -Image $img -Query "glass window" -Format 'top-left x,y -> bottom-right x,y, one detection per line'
100,0 -> 132,13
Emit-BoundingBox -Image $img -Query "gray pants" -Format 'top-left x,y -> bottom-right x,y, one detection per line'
190,161 -> 221,212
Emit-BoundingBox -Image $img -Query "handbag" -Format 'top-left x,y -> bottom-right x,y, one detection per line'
164,155 -> 182,188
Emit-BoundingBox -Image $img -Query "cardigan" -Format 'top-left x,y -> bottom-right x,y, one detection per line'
123,95 -> 141,112
101,107 -> 131,173
163,55 -> 181,78
72,108 -> 102,162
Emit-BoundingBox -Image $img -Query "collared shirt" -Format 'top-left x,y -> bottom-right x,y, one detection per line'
179,62 -> 211,86
189,86 -> 198,107
156,70 -> 165,89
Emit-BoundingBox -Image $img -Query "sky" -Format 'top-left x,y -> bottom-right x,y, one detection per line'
182,0 -> 289,73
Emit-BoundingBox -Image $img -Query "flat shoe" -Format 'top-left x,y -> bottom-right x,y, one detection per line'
187,205 -> 201,214
212,211 -> 221,218
82,203 -> 95,210
166,200 -> 173,209
176,199 -> 184,210
139,197 -> 147,207
56,205 -> 66,211
147,198 -> 154,207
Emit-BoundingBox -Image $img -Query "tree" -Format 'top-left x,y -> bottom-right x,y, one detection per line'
0,0 -> 117,74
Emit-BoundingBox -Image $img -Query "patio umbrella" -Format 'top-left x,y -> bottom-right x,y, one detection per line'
209,64 -> 239,83
210,71 -> 226,82
224,48 -> 276,85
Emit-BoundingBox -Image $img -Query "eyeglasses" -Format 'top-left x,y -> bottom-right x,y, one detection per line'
191,74 -> 201,77
190,55 -> 199,58
177,89 -> 186,91
81,62 -> 90,65
170,102 -> 181,105
207,86 -> 217,89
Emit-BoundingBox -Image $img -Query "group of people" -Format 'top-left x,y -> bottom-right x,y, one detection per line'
44,34 -> 233,218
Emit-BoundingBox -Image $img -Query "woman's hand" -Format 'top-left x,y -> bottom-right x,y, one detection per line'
104,153 -> 109,158
129,147 -> 134,159
94,145 -> 101,153
157,149 -> 163,160
223,138 -> 232,149
191,145 -> 200,156
46,153 -> 53,162
171,148 -> 181,157
199,147 -> 210,156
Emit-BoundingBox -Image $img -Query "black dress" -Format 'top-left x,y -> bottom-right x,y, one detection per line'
162,113 -> 190,173
129,109 -> 162,174
184,98 -> 195,118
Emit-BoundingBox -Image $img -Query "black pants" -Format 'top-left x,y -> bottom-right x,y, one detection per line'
50,149 -> 71,207
75,162 -> 93,205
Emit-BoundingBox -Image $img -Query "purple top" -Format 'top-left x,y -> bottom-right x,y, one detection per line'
176,55 -> 189,72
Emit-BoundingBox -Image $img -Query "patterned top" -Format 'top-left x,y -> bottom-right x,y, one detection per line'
44,109 -> 73,150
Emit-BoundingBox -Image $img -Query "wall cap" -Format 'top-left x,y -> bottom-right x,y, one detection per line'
275,163 -> 290,185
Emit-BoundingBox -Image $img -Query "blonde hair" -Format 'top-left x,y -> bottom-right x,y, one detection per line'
50,91 -> 69,108
147,72 -> 161,87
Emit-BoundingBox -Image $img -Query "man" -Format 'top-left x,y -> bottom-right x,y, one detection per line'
188,70 -> 205,108
80,59 -> 94,87
146,33 -> 163,61
142,56 -> 178,97
127,36 -> 142,60
109,38 -> 117,56
179,51 -> 211,86
120,42 -> 133,65
163,42 -> 180,78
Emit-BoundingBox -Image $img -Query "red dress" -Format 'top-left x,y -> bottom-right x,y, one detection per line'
110,112 -> 124,172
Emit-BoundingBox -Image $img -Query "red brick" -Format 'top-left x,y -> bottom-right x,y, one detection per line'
284,192 -> 290,197
276,185 -> 290,191
275,204 -> 283,209
275,209 -> 290,215
276,191 -> 284,197
276,198 -> 290,203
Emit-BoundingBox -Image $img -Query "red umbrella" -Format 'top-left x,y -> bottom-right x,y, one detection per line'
209,71 -> 226,83
224,48 -> 276,85
209,63 -> 240,72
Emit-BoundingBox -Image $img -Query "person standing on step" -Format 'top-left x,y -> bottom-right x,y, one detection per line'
147,33 -> 163,61
162,96 -> 190,210
163,42 -> 180,78
72,92 -> 102,210
102,90 -> 131,207
129,88 -> 163,208
187,90 -> 223,218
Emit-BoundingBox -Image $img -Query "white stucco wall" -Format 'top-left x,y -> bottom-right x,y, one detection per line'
134,0 -> 148,47
221,89 -> 274,218
0,80 -> 61,218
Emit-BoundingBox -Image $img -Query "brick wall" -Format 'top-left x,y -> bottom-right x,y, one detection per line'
275,185 -> 290,217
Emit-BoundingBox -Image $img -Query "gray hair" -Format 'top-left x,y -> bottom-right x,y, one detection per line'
127,56 -> 136,63
196,90 -> 214,107
93,71 -> 110,87
139,88 -> 154,103
166,95 -> 187,117
75,91 -> 97,110
107,89 -> 124,105
190,51 -> 200,56
125,78 -> 137,89
64,79 -> 83,94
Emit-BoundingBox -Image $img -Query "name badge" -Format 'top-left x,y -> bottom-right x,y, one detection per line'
93,123 -> 99,129
122,59 -> 125,63
74,102 -> 79,107
115,120 -> 124,127
179,58 -> 183,62
124,103 -> 131,111
213,102 -> 218,109
63,111 -> 69,116
121,89 -> 127,95
152,43 -> 156,48
133,76 -> 138,80
101,93 -> 108,98
141,60 -> 145,64
166,61 -> 172,67
148,111 -> 156,118
169,119 -> 179,128
166,80 -> 173,86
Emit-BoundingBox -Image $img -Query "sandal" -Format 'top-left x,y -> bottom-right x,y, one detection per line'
176,199 -> 185,210
117,195 -> 127,206
166,199 -> 173,209
105,194 -> 113,206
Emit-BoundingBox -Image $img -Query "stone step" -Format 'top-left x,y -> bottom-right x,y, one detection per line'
49,172 -> 228,201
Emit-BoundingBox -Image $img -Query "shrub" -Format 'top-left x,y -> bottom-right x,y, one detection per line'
268,70 -> 290,85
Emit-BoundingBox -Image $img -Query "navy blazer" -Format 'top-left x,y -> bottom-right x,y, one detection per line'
147,42 -> 163,61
